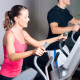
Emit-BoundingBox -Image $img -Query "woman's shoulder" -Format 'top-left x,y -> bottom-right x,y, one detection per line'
3,29 -> 15,45
6,29 -> 14,36
22,29 -> 29,37
6,29 -> 15,40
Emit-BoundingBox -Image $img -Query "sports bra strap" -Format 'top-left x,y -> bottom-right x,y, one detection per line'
8,29 -> 25,41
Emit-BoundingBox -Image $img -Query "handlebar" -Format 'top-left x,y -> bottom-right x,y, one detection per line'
34,56 -> 47,80
71,23 -> 80,43
34,42 -> 50,80
59,32 -> 68,57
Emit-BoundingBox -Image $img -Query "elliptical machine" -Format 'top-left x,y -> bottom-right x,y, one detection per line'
71,28 -> 80,79
34,32 -> 80,80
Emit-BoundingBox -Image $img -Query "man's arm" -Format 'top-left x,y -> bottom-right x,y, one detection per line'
50,22 -> 77,34
69,17 -> 80,25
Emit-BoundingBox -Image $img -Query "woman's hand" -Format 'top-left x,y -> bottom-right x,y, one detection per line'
58,34 -> 68,41
32,47 -> 46,56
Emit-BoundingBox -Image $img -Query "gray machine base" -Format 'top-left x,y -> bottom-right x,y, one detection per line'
12,68 -> 37,80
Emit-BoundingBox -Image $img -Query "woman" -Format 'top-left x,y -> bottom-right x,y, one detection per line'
0,5 -> 67,80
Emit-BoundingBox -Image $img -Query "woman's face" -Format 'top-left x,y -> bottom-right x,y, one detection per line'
16,9 -> 30,28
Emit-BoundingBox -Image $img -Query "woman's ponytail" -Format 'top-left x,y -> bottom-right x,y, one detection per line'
3,11 -> 12,31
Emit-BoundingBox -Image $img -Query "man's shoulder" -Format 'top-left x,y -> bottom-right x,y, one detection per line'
48,5 -> 59,14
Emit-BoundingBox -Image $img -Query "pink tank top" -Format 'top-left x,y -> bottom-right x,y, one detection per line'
0,30 -> 27,78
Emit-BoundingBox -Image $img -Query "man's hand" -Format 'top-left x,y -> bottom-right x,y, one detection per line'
72,24 -> 80,32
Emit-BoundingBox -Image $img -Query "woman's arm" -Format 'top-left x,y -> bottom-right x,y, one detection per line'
22,30 -> 67,47
6,31 -> 45,61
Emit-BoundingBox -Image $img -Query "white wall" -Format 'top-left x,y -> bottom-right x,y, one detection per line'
0,0 -> 32,65
0,0 -> 80,65
70,0 -> 80,17
26,0 -> 57,40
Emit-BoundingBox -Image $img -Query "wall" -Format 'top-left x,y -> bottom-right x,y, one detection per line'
0,0 -> 31,65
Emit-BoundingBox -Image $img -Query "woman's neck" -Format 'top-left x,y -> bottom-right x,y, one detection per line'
12,24 -> 23,32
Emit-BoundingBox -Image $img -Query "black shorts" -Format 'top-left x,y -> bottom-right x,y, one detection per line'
0,74 -> 13,80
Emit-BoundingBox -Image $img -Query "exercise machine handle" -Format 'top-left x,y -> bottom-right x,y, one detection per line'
59,32 -> 68,57
71,23 -> 80,43
34,42 -> 50,80
59,32 -> 68,43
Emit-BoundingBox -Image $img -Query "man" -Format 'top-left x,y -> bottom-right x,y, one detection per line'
47,0 -> 80,69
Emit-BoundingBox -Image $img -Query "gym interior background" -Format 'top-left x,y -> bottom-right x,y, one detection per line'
0,0 -> 80,77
